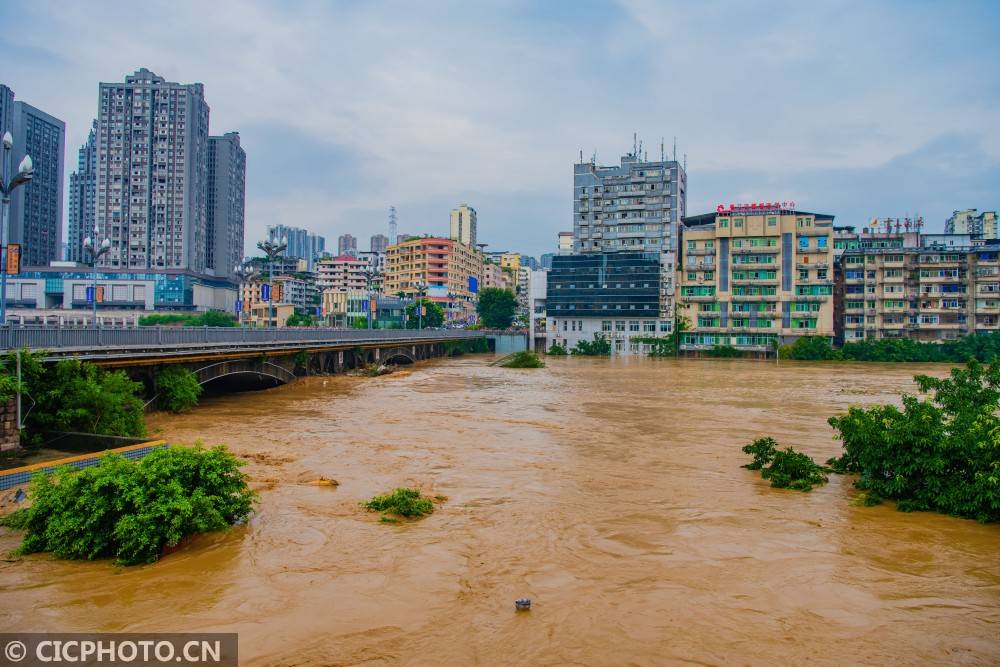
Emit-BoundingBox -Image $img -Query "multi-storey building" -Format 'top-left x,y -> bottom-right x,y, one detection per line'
384,237 -> 483,322
267,225 -> 309,260
558,231 -> 573,255
573,151 -> 686,254
206,132 -> 245,280
338,233 -> 358,257
449,204 -> 477,246
546,252 -> 673,354
316,254 -> 368,292
265,225 -> 325,269
358,250 -> 385,292
945,209 -> 998,239
527,269 -> 547,351
677,206 -> 836,354
500,252 -> 521,273
370,233 -> 389,253
67,120 -> 98,263
95,68 -> 211,273
482,261 -> 507,290
9,100 -> 65,267
835,231 -> 1000,343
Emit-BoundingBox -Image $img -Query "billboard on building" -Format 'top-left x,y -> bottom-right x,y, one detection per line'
468,275 -> 478,293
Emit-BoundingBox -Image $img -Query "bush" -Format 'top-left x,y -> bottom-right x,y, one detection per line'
405,299 -> 445,329
156,366 -> 203,413
779,336 -> 839,360
704,344 -> 743,358
1,444 -> 256,565
362,488 -> 436,519
828,359 -> 1000,521
547,343 -> 569,356
742,437 -> 828,491
500,351 -> 545,368
139,311 -> 237,327
571,333 -> 612,356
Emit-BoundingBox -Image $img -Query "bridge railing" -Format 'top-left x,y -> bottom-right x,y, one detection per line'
0,326 -> 482,352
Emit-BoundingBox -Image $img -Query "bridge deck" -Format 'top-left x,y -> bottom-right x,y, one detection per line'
0,327 -> 485,365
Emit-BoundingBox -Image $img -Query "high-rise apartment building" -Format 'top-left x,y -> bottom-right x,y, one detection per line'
370,233 -> 389,253
266,224 -> 325,269
8,100 -> 65,267
95,68 -> 210,272
206,132 -> 245,280
558,231 -> 573,255
67,120 -> 98,263
338,233 -> 358,257
268,225 -> 309,261
0,85 -> 13,136
677,206 -> 836,354
449,204 -> 477,246
574,152 -> 686,254
945,209 -> 999,239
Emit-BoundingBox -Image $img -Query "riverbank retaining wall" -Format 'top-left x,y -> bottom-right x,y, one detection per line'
0,399 -> 19,452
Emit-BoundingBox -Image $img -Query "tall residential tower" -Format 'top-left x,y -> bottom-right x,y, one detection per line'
206,131 -> 246,280
449,204 -> 477,246
95,68 -> 210,271
7,97 -> 66,267
67,121 -> 97,263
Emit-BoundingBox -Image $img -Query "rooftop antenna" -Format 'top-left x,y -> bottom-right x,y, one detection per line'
683,153 -> 687,172
633,132 -> 637,156
660,137 -> 665,162
579,149 -> 583,162
673,136 -> 677,162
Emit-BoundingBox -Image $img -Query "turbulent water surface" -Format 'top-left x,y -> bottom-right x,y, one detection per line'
2,356 -> 999,666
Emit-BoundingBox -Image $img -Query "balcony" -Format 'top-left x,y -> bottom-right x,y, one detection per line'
731,293 -> 779,301
731,278 -> 779,285
793,294 -> 831,302
687,248 -> 716,256
797,261 -> 830,269
681,294 -> 717,301
732,247 -> 780,255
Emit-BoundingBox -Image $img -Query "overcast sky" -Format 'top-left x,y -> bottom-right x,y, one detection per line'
2,0 -> 998,257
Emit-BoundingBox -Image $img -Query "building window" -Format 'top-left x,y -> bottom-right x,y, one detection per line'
602,320 -> 612,332
629,320 -> 640,332
767,217 -> 777,226
615,320 -> 625,332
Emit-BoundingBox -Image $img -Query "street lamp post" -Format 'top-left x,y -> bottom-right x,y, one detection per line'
414,281 -> 427,330
0,132 -> 34,326
256,236 -> 287,328
362,267 -> 380,330
83,232 -> 111,328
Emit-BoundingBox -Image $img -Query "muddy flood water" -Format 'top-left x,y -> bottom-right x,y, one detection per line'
2,356 -> 999,665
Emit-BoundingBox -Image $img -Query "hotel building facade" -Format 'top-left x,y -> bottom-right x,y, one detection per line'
677,206 -> 836,353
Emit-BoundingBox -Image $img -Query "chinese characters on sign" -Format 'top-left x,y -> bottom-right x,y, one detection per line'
715,202 -> 796,214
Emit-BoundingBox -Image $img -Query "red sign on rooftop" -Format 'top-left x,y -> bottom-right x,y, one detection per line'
715,201 -> 795,214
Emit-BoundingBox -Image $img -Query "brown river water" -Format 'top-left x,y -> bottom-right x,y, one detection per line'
2,356 -> 999,666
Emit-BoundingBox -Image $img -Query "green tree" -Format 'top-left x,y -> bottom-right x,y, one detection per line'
286,312 -> 317,327
547,342 -> 569,356
571,333 -> 612,356
828,359 -> 1000,521
779,336 -> 840,360
24,359 -> 145,438
405,299 -> 445,328
2,444 -> 257,565
476,287 -> 517,329
156,366 -> 203,413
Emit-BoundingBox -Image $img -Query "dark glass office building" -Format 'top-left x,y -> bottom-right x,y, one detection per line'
546,252 -> 661,317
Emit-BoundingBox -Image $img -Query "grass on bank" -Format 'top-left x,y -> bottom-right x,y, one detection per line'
499,351 -> 545,368
362,488 -> 442,521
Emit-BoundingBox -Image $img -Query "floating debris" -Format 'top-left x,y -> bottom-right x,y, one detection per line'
514,598 -> 531,611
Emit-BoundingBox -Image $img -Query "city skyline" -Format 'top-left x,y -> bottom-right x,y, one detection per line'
1,1 -> 998,258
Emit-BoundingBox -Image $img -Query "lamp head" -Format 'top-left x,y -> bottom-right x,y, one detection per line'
17,155 -> 33,176
1,132 -> 11,150
101,238 -> 111,249
84,236 -> 93,248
